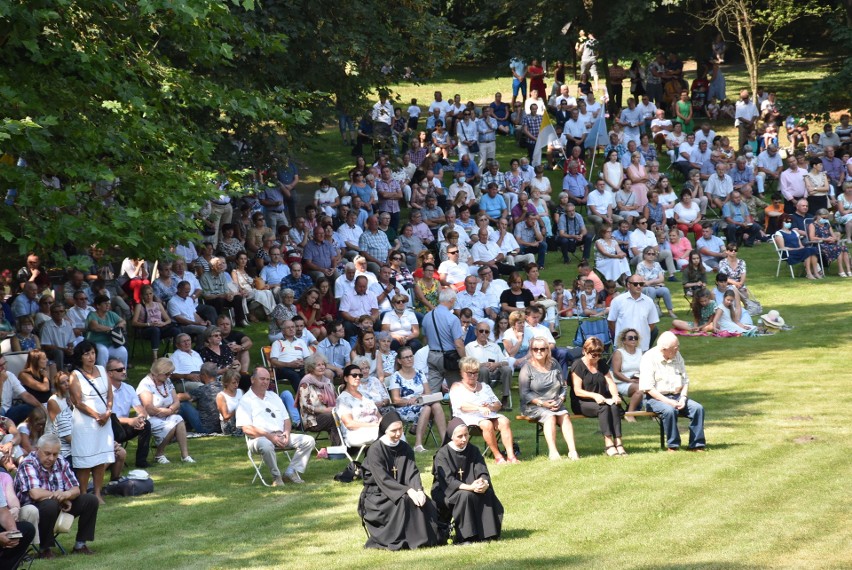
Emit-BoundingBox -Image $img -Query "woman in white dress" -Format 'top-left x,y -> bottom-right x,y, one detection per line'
136,358 -> 194,464
594,225 -> 631,282
602,150 -> 624,193
68,341 -> 115,505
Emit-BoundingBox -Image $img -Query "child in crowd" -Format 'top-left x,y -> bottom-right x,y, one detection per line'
577,279 -> 607,317
406,98 -> 420,130
601,280 -> 618,308
551,279 -> 575,317
705,97 -> 719,120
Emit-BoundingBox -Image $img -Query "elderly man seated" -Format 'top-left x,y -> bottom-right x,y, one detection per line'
167,281 -> 211,337
200,257 -> 248,327
169,333 -> 204,393
15,434 -> 100,558
464,322 -> 512,409
339,276 -> 380,339
269,320 -> 311,391
639,331 -> 706,452
454,276 -> 497,331
236,367 -> 314,486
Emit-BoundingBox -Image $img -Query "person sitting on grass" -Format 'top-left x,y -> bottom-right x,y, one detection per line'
671,288 -> 717,333
431,417 -> 504,545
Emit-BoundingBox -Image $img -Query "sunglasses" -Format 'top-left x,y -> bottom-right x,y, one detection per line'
394,300 -> 406,304
532,347 -> 548,353
448,250 -> 459,254
349,373 -> 363,378
625,335 -> 638,341
109,367 -> 126,373
587,351 -> 603,357
629,281 -> 645,287
477,329 -> 489,333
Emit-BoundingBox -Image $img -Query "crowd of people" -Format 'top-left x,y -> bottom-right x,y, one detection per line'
0,45 -> 848,560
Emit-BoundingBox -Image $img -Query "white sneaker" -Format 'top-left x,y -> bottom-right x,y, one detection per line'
181,456 -> 196,464
155,455 -> 170,464
413,445 -> 427,453
284,469 -> 304,484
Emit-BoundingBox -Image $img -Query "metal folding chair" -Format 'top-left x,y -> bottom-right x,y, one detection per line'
245,435 -> 290,487
331,407 -> 370,463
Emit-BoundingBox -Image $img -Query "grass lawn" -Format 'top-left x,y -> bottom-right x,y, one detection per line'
43,60 -> 852,569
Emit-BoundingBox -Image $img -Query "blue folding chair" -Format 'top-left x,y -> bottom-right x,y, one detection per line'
572,318 -> 613,357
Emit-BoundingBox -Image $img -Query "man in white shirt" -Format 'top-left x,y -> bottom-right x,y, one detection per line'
636,95 -> 657,134
650,109 -> 673,154
671,130 -> 694,177
618,98 -> 643,145
428,91 -> 451,120
454,276 -> 496,331
695,223 -> 726,271
169,333 -> 205,391
628,218 -> 677,279
587,178 -> 623,231
551,84 -> 577,111
437,208 -> 471,246
339,276 -> 380,338
693,122 -> 717,147
755,144 -> 784,195
465,322 -> 512,408
476,266 -> 509,316
438,247 -> 471,285
334,263 -> 357,300
471,228 -> 513,276
705,163 -> 734,210
269,320 -> 311,390
0,355 -> 41,423
688,140 -> 712,181
608,276 -> 659,352
237,367 -> 314,486
524,89 -> 546,116
734,89 -> 759,150
337,210 -> 364,257
168,281 -> 210,337
562,109 -> 587,156
489,218 -> 534,267
369,266 -> 408,313
108,359 -> 152,467
371,92 -> 393,138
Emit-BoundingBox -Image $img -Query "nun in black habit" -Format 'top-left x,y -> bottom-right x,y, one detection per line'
431,417 -> 504,544
358,411 -> 440,550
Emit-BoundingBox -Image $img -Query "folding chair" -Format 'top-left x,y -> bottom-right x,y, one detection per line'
772,237 -> 796,278
803,218 -> 825,274
572,317 -> 613,357
245,435 -> 290,487
331,407 -> 370,463
260,346 -> 279,393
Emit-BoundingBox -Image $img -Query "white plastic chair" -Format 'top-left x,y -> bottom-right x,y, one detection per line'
331,407 -> 370,463
772,235 -> 796,278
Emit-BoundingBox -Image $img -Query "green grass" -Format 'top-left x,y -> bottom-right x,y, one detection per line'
46,59 -> 852,569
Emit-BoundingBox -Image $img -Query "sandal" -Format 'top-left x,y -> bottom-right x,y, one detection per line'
616,445 -> 628,456
604,446 -> 619,457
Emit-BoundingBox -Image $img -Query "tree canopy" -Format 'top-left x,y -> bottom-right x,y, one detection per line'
0,0 -> 458,263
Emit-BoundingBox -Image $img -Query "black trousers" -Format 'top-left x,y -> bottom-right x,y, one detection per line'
206,297 -> 246,324
35,495 -> 99,548
114,419 -> 152,467
275,367 -> 304,392
578,400 -> 623,438
0,520 -> 34,568
306,412 -> 341,446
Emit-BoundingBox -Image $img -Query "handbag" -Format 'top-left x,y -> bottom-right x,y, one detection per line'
110,326 -> 126,347
430,310 -> 460,371
467,141 -> 480,154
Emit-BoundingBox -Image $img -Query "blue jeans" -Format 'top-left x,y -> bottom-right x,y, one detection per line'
279,390 -> 301,426
179,401 -> 203,433
512,78 -> 526,99
644,395 -> 705,449
522,242 -> 548,268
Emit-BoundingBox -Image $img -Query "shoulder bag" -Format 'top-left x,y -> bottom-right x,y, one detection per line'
430,309 -> 460,371
77,368 -> 124,439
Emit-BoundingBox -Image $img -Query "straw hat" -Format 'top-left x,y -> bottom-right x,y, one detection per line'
760,310 -> 785,329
